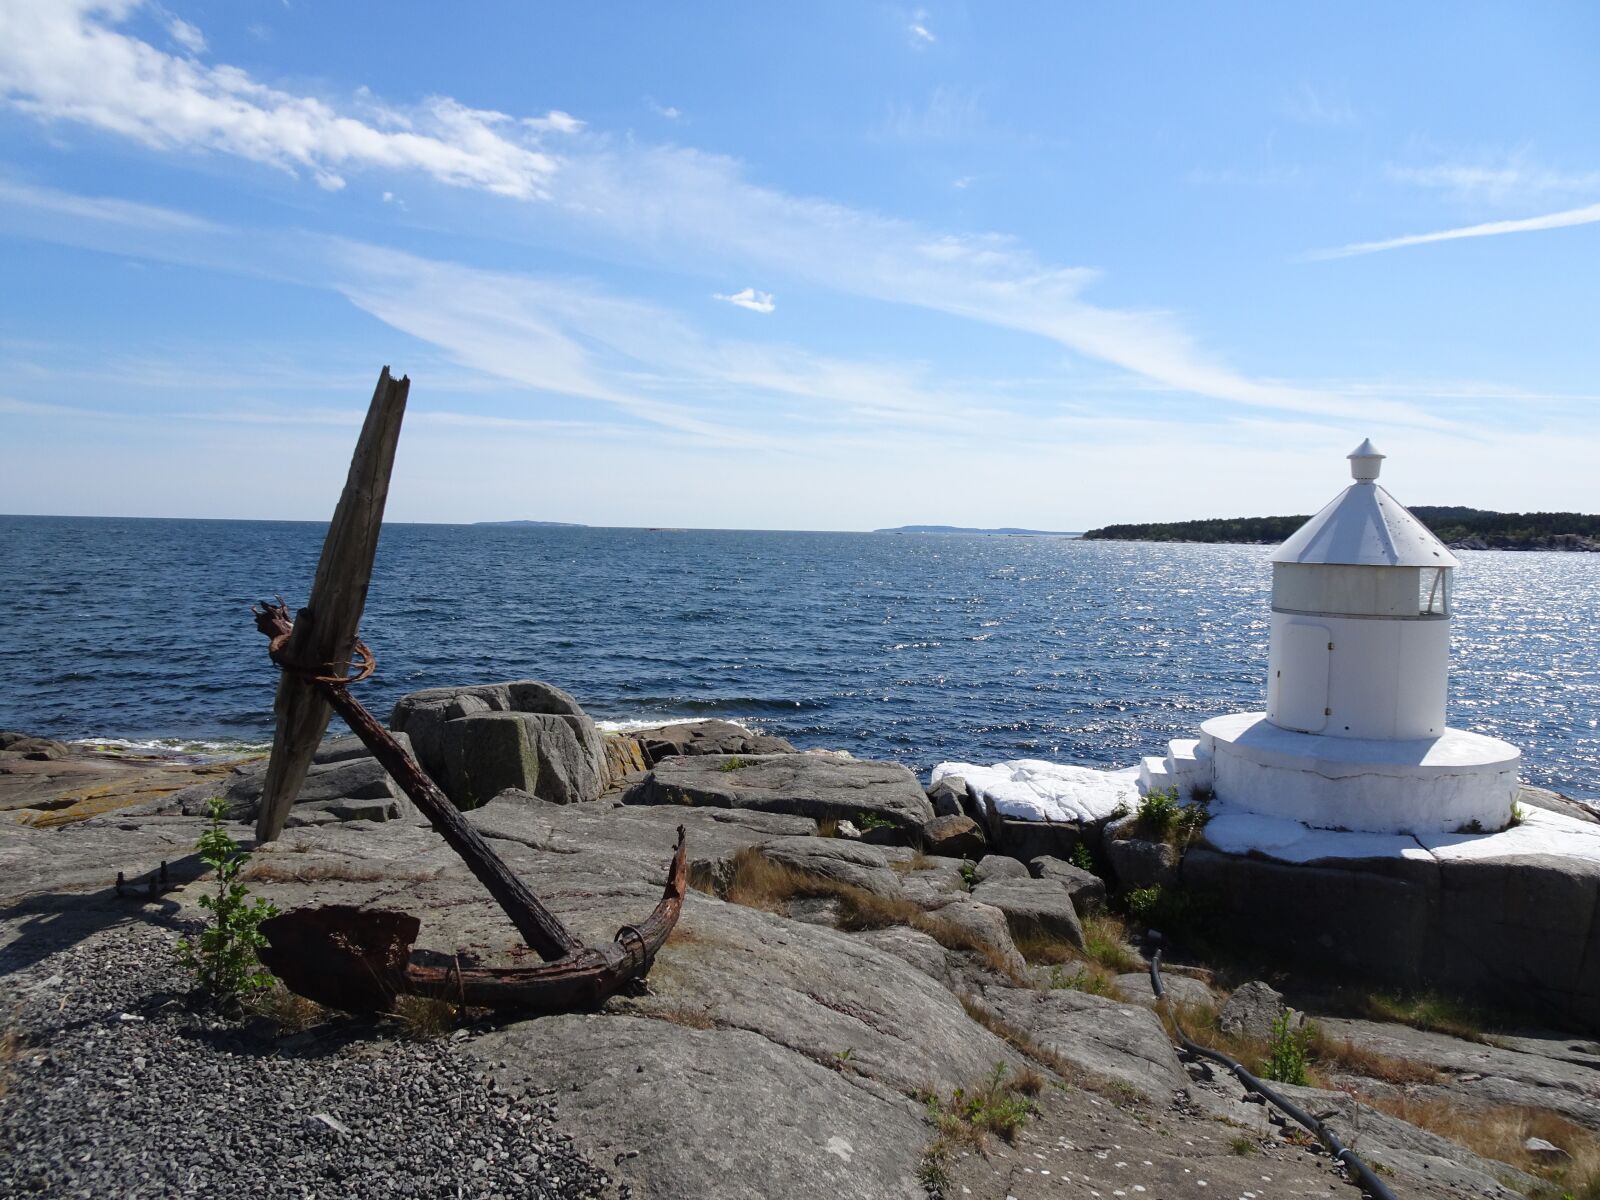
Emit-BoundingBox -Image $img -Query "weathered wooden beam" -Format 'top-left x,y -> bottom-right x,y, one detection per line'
255,368 -> 409,842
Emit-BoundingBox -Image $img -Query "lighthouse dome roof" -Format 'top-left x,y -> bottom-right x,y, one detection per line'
1270,441 -> 1460,568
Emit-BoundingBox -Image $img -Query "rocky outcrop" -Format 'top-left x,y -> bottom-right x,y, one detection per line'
622,754 -> 934,831
139,734 -> 416,827
753,836 -> 904,897
1183,827 -> 1600,1033
390,680 -> 608,807
629,719 -> 796,765
1104,820 -> 1181,891
0,732 -> 69,761
970,872 -> 1085,949
920,813 -> 985,857
1030,854 -> 1108,914
1218,980 -> 1287,1040
925,775 -> 973,819
968,984 -> 1189,1102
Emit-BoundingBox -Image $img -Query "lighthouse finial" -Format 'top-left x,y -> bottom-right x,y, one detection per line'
1348,438 -> 1384,482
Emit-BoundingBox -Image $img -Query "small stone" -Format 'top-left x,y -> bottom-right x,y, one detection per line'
1524,1137 -> 1572,1164
308,1113 -> 351,1136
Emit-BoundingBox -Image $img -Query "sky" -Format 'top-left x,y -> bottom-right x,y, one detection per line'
0,2 -> 1597,530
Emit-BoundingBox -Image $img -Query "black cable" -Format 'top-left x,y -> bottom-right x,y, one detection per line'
1148,950 -> 1399,1200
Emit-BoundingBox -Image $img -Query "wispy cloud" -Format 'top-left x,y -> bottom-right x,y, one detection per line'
166,15 -> 205,55
1283,82 -> 1355,128
908,9 -> 936,46
1308,201 -> 1600,260
714,287 -> 775,314
646,97 -> 681,120
1387,157 -> 1600,207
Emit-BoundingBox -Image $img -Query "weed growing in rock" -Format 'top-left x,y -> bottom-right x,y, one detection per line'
1070,839 -> 1097,872
717,756 -> 749,771
1262,1009 -> 1313,1085
392,995 -> 462,1040
1355,989 -> 1489,1042
1229,1134 -> 1260,1155
1048,964 -> 1117,997
1127,787 -> 1211,848
959,861 -> 977,890
923,1062 -> 1039,1152
1081,914 -> 1140,973
1508,801 -> 1527,827
856,810 -> 893,833
176,796 -> 278,1005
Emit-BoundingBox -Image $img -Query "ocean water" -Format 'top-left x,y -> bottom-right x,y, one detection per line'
1,515 -> 1595,800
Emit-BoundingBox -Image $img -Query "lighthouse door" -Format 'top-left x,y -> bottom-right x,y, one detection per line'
1275,622 -> 1331,733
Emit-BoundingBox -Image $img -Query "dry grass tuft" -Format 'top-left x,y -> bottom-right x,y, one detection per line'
1354,990 -> 1490,1043
1305,1027 -> 1442,1085
1081,914 -> 1141,974
814,817 -> 840,838
252,984 -> 326,1033
891,848 -> 933,875
391,995 -> 460,1040
712,848 -> 1028,983
920,1061 -> 1041,1168
1363,1095 -> 1600,1198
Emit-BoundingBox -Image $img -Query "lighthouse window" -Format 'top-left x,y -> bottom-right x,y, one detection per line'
1421,568 -> 1449,616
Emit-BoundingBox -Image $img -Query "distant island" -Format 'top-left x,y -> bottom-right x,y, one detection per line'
875,525 -> 1081,536
1082,506 -> 1600,551
474,519 -> 587,528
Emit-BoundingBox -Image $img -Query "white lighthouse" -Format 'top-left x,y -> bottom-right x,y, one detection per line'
1140,441 -> 1521,836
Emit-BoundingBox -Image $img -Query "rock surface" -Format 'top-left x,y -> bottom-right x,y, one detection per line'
623,754 -> 935,831
629,719 -> 797,765
1218,980 -> 1287,1040
1029,854 -> 1108,914
969,873 -> 1085,949
921,812 -> 985,857
138,733 -> 416,826
391,680 -> 609,806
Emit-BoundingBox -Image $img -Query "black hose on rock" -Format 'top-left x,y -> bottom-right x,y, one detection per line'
1148,950 -> 1399,1200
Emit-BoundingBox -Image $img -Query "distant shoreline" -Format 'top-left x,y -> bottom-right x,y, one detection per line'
1082,506 -> 1600,552
873,525 -> 1081,537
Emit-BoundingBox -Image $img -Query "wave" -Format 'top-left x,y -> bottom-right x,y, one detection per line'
70,736 -> 269,762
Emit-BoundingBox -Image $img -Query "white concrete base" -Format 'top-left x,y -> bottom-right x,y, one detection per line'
931,758 -> 1137,824
1199,711 -> 1521,835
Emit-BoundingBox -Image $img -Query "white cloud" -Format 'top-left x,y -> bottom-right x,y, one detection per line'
646,97 -> 681,120
0,0 -> 561,198
1388,157 -> 1600,207
714,287 -> 776,314
166,15 -> 204,54
908,9 -> 935,46
0,3 -> 1446,431
1308,201 -> 1600,260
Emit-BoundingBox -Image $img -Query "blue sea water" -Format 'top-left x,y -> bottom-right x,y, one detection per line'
0,515 -> 1595,801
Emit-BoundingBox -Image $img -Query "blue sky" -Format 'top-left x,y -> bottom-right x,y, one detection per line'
1,1 -> 1597,529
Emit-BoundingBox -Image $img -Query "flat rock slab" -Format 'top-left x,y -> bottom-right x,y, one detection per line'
474,1016 -> 927,1200
1030,855 -> 1108,914
972,985 -> 1189,1102
624,755 -> 934,830
970,874 -> 1084,949
630,719 -> 797,765
753,836 -> 904,897
933,758 -> 1136,823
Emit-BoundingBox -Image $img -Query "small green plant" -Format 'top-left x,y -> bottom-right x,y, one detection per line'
1456,818 -> 1486,834
1048,964 -> 1116,997
1175,792 -> 1213,844
924,1062 -> 1038,1149
1508,801 -> 1526,827
1229,1134 -> 1260,1155
959,861 -> 977,890
176,796 -> 278,1004
1069,839 -> 1097,873
1262,1009 -> 1313,1085
856,811 -> 894,833
1134,788 -> 1181,837
718,755 -> 749,772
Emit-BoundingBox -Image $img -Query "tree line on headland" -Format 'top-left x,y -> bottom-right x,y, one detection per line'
1081,506 -> 1600,551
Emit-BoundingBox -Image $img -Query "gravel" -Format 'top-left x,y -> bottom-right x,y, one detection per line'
0,924 -> 619,1198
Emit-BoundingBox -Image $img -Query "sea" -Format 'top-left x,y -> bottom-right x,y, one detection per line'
1,515 -> 1595,802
